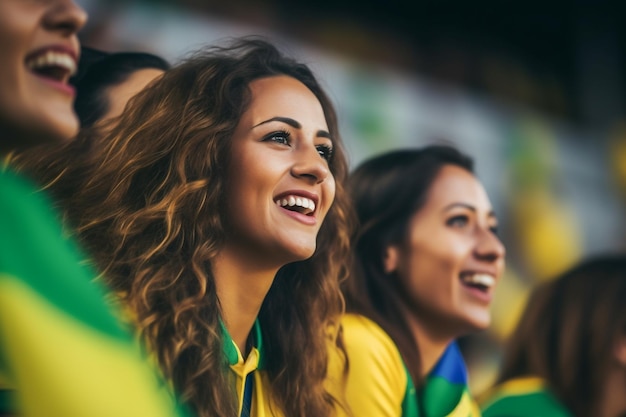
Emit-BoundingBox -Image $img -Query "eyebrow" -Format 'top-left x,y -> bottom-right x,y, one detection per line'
253,116 -> 332,140
443,202 -> 497,218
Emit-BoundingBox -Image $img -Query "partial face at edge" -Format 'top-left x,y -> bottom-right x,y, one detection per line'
224,75 -> 336,267
385,164 -> 506,336
0,0 -> 86,149
98,68 -> 165,126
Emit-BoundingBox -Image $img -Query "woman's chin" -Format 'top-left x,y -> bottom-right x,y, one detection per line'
283,245 -> 317,265
464,315 -> 491,334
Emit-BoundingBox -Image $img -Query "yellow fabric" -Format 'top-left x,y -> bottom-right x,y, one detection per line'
227,338 -> 283,417
479,376 -> 572,417
0,275 -> 179,417
478,376 -> 546,406
453,391 -> 478,416
330,314 -> 408,417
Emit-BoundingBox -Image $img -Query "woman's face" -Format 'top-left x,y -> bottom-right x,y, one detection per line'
225,75 -> 336,267
0,0 -> 86,149
100,68 -> 165,125
385,164 -> 505,336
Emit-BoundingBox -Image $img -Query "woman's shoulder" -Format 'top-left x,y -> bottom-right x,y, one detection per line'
341,313 -> 398,350
330,315 -> 411,416
340,313 -> 408,387
479,376 -> 572,417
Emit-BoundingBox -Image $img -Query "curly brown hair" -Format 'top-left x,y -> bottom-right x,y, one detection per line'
11,37 -> 353,417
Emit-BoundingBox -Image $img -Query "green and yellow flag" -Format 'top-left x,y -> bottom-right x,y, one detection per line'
0,168 -> 191,417
405,342 -> 480,417
480,377 -> 571,417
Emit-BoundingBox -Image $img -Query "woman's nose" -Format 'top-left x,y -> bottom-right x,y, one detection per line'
43,0 -> 88,36
290,145 -> 331,184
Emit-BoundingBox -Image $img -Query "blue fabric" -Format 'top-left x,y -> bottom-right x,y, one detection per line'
429,342 -> 467,385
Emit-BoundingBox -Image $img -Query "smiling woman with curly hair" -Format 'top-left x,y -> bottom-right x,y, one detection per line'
12,37 -> 353,417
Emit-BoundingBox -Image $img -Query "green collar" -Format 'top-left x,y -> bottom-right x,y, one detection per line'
221,319 -> 264,369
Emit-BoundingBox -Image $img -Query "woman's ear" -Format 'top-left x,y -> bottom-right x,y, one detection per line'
383,245 -> 399,274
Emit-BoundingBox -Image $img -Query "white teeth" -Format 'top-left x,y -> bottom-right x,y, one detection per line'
275,195 -> 316,214
26,51 -> 77,76
462,273 -> 495,288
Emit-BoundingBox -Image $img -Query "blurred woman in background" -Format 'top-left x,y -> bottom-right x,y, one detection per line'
480,254 -> 626,417
332,144 -> 505,416
11,45 -> 170,210
70,45 -> 170,128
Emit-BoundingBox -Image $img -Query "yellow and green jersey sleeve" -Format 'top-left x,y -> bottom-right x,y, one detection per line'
479,377 -> 571,417
331,313 -> 480,417
0,168 -> 191,417
332,314 -> 409,417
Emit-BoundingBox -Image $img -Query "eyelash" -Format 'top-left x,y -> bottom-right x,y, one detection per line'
263,129 -> 292,146
446,215 -> 469,228
262,129 -> 334,163
446,215 -> 499,235
316,144 -> 334,162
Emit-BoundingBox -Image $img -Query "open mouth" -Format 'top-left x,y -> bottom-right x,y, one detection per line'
26,50 -> 77,84
460,272 -> 495,293
275,195 -> 316,216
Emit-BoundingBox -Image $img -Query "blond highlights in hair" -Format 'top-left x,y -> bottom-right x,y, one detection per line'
12,37 -> 353,417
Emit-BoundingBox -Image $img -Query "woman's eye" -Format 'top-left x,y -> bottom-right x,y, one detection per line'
264,130 -> 291,145
446,215 -> 469,228
316,144 -> 334,162
490,225 -> 499,236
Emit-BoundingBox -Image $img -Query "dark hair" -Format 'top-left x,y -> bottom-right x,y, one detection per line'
72,46 -> 170,127
343,144 -> 474,387
497,254 -> 626,417
13,37 -> 352,417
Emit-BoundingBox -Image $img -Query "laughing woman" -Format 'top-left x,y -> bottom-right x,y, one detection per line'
13,38 -> 352,417
332,145 -> 505,417
0,1 -> 190,416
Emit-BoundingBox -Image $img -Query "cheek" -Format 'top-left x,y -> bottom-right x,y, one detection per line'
0,41 -> 19,97
0,81 -> 14,117
223,166 -> 247,215
4,19 -> 33,78
326,177 -> 336,205
403,238 -> 467,287
227,176 -> 250,213
413,232 -> 460,261
399,249 -> 458,314
422,230 -> 471,262
318,176 -> 336,219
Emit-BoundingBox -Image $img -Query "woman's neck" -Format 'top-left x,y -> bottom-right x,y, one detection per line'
598,366 -> 626,417
212,248 -> 279,356
403,307 -> 454,379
